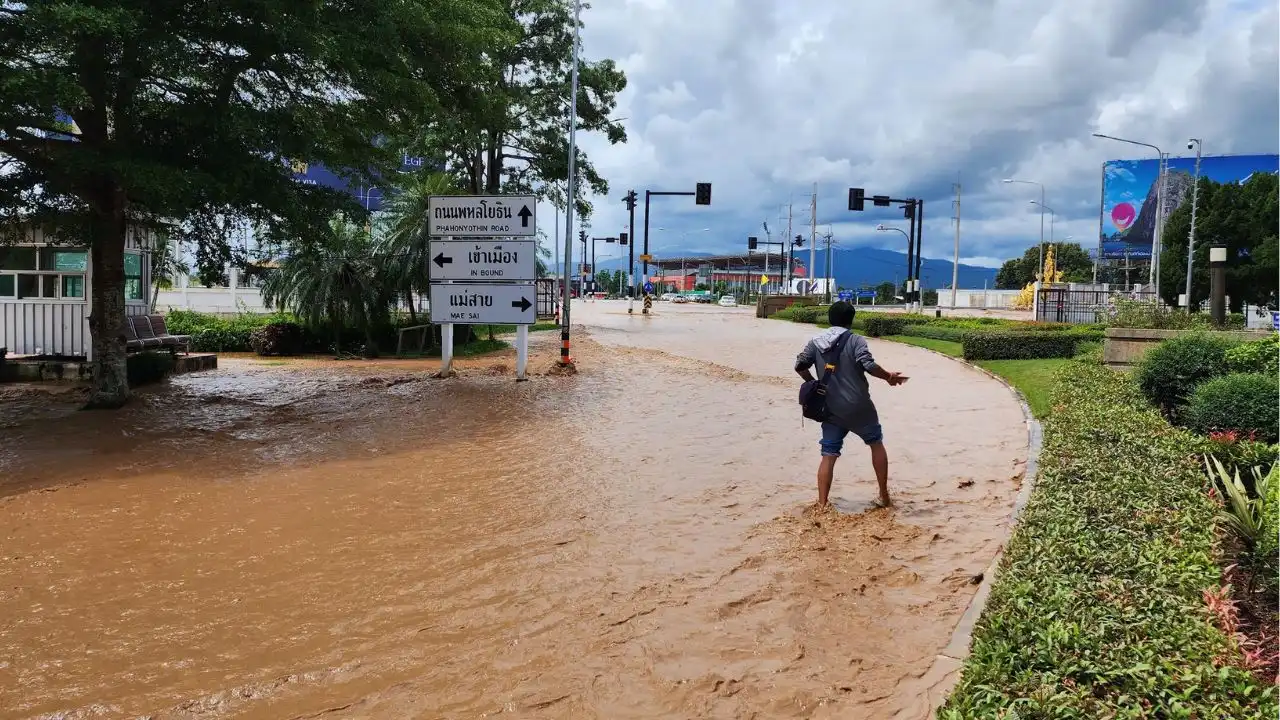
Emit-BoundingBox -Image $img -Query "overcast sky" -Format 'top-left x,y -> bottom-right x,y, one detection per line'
538,0 -> 1279,269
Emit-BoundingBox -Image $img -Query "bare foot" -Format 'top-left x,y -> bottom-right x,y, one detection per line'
873,495 -> 892,509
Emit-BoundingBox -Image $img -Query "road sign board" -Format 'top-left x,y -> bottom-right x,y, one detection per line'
837,290 -> 853,301
429,239 -> 536,281
638,254 -> 653,262
643,282 -> 654,294
856,290 -> 877,299
429,282 -> 537,325
428,195 -> 537,237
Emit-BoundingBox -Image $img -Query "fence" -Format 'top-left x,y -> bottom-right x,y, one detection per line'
1037,287 -> 1160,324
536,278 -> 556,319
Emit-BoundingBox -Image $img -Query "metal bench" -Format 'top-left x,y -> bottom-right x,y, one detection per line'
123,315 -> 190,355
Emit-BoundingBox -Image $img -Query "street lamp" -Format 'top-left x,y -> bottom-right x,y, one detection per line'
1185,138 -> 1203,309
1003,178 -> 1046,281
1092,133 -> 1167,296
655,227 -> 709,290
877,225 -> 911,301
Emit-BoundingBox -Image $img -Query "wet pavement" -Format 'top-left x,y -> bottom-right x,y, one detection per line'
0,300 -> 1027,719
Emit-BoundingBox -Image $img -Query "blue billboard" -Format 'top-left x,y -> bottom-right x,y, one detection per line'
1100,153 -> 1279,259
287,153 -> 444,212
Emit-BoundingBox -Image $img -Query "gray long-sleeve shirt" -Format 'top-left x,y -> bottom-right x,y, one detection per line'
795,327 -> 881,431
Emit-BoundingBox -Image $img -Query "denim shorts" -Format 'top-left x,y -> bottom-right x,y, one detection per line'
819,421 -> 884,457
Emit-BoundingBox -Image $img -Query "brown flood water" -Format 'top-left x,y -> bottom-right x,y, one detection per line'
0,301 -> 1027,719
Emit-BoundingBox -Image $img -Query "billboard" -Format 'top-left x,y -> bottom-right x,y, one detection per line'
1100,153 -> 1279,259
288,153 -> 445,213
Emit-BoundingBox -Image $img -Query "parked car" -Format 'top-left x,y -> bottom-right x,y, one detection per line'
717,295 -> 738,307
671,294 -> 690,303
660,292 -> 678,301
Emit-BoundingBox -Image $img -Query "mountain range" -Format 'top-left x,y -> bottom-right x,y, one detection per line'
555,246 -> 999,289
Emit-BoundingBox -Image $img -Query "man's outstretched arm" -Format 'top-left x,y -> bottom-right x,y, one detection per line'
855,337 -> 907,385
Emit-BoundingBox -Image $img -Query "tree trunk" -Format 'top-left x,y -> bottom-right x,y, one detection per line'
84,193 -> 131,409
406,292 -> 417,324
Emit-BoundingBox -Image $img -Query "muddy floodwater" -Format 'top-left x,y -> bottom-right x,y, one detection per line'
0,301 -> 1027,719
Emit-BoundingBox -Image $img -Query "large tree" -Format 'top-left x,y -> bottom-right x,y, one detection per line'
423,0 -> 627,221
1158,173 -> 1279,312
0,1 -> 512,407
994,242 -> 1093,289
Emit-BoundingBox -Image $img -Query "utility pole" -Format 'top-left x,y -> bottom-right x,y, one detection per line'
823,226 -> 834,304
1185,139 -> 1203,309
809,183 -> 817,296
778,198 -> 788,292
558,0 -> 582,367
951,183 -> 961,309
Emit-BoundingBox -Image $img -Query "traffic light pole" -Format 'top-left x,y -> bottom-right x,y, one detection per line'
625,190 -> 637,313
913,200 -> 925,310
849,188 -> 918,308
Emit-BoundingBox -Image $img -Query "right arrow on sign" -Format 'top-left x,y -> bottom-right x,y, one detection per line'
433,253 -> 453,268
511,297 -> 532,312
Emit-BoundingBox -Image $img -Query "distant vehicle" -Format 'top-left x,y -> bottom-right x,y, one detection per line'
717,295 -> 738,307
660,292 -> 678,301
671,294 -> 690,303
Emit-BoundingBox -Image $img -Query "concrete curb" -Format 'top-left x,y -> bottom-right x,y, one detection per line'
877,339 -> 1044,715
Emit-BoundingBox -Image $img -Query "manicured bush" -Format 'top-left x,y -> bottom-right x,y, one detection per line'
1225,334 -> 1280,376
940,361 -> 1276,719
248,321 -> 307,356
1135,333 -> 1235,417
1184,373 -> 1279,444
863,314 -> 929,337
961,331 -> 1078,360
126,351 -> 174,387
901,324 -> 970,342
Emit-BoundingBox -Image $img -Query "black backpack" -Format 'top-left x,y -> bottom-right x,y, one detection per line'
798,331 -> 851,422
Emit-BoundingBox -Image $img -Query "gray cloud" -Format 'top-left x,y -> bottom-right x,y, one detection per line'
543,0 -> 1279,269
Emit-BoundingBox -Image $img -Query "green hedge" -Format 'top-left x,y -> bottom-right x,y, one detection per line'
940,362 -> 1276,718
863,314 -> 930,337
962,331 -> 1078,360
901,324 -> 971,342
1184,373 -> 1280,444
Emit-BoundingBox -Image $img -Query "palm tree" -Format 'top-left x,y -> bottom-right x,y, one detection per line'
149,232 -> 191,312
261,216 -> 393,356
380,171 -> 461,322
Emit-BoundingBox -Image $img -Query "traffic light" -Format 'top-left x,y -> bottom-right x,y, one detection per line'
848,187 -> 865,211
747,236 -> 758,250
619,232 -> 628,246
579,229 -> 586,243
623,190 -> 637,210
695,182 -> 712,205
903,200 -> 915,219
794,234 -> 804,247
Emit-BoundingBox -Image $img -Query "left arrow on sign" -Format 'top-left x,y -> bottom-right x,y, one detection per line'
511,297 -> 532,312
433,253 -> 453,268
518,206 -> 533,227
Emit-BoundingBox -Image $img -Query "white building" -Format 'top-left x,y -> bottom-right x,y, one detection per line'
1,223 -> 160,359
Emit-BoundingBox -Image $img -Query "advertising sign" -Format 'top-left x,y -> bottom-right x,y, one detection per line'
1100,153 -> 1278,259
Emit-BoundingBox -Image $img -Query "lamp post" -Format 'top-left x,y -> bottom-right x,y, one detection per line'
1185,138 -> 1203,309
877,224 -> 911,303
1003,178 -> 1046,281
1092,133 -> 1167,297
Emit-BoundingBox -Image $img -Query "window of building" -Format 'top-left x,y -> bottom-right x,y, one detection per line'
0,245 -> 89,300
124,251 -> 144,301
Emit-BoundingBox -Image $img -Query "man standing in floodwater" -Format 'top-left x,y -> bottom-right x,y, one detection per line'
794,301 -> 907,509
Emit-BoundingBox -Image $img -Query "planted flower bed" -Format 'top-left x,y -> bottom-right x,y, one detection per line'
939,361 -> 1277,718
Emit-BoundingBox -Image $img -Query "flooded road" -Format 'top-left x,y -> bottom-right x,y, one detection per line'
0,301 -> 1027,719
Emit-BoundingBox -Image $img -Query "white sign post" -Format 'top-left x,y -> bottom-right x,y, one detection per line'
428,195 -> 537,237
429,239 -> 537,281
429,282 -> 538,325
428,196 -> 539,380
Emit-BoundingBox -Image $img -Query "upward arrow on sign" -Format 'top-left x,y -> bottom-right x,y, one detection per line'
518,205 -> 532,227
